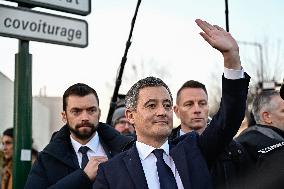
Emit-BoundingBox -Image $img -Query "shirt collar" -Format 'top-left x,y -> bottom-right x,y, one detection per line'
136,140 -> 170,161
70,132 -> 100,153
179,129 -> 186,136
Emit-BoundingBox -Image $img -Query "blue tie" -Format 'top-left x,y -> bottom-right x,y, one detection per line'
79,146 -> 89,169
153,149 -> 178,189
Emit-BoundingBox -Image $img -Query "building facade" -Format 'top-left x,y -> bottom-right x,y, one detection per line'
0,71 -> 62,151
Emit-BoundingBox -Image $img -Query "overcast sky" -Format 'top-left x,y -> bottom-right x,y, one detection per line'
1,0 -> 284,120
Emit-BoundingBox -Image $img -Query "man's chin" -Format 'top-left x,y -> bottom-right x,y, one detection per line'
4,156 -> 12,161
69,126 -> 96,140
76,131 -> 95,140
121,131 -> 132,135
192,123 -> 205,128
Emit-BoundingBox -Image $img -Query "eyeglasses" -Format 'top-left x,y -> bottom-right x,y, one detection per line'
115,120 -> 131,125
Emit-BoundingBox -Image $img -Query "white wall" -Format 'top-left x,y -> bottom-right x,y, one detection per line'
32,99 -> 50,151
0,72 -> 14,131
0,72 -> 61,151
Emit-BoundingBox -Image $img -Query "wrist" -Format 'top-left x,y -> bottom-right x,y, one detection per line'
222,49 -> 241,70
83,168 -> 95,181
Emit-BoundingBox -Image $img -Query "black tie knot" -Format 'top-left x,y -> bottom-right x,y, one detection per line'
79,146 -> 89,154
79,146 -> 90,154
153,149 -> 164,159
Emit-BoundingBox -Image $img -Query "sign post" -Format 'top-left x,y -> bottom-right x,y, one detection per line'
0,1 -> 90,188
13,39 -> 32,189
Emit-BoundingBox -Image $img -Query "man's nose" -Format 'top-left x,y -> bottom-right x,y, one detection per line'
156,105 -> 167,115
3,144 -> 8,150
124,124 -> 130,129
81,110 -> 90,120
193,104 -> 201,113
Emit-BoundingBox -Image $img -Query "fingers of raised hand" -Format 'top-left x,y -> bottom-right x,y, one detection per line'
203,21 -> 215,31
213,25 -> 225,31
195,19 -> 213,33
196,19 -> 226,36
199,32 -> 211,43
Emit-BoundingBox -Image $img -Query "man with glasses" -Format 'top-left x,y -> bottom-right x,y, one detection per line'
112,106 -> 135,136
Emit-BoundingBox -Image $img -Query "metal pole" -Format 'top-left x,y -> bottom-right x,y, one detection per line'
257,43 -> 264,83
225,0 -> 229,32
237,41 -> 264,82
13,39 -> 32,189
106,0 -> 142,124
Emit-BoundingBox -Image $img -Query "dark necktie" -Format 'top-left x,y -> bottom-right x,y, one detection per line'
79,146 -> 89,169
153,149 -> 178,189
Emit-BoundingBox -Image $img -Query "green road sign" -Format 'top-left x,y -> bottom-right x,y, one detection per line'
6,0 -> 91,16
0,4 -> 88,48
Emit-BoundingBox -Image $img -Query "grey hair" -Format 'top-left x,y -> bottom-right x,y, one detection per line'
125,76 -> 173,111
252,90 -> 279,123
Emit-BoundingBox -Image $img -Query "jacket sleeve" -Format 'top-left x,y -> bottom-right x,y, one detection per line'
199,73 -> 250,166
92,164 -> 110,189
24,154 -> 93,189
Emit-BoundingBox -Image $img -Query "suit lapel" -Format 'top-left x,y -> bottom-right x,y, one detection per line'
170,144 -> 192,189
123,146 -> 149,189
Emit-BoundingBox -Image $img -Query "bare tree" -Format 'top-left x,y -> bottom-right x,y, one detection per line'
208,39 -> 284,121
239,39 -> 284,89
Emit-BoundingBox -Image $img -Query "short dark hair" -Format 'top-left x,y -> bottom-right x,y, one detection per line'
3,128 -> 13,138
125,76 -> 172,111
63,83 -> 99,111
176,80 -> 207,103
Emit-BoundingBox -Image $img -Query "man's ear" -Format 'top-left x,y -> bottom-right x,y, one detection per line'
61,111 -> 67,123
173,105 -> 181,119
125,109 -> 135,125
98,108 -> 101,120
262,112 -> 272,124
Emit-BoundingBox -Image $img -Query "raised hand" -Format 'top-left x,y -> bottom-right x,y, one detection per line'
195,19 -> 241,70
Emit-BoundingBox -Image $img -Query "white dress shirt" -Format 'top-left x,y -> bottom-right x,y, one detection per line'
70,132 -> 107,168
136,141 -> 184,189
224,67 -> 244,79
179,129 -> 186,137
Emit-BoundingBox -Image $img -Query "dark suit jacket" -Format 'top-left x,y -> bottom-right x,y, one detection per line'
24,123 -> 134,189
235,124 -> 284,189
93,74 -> 250,189
170,125 -> 251,189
